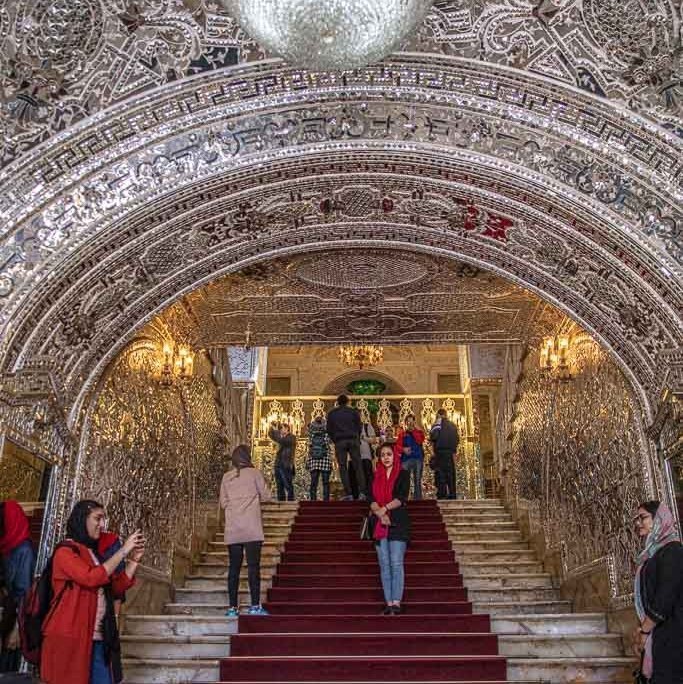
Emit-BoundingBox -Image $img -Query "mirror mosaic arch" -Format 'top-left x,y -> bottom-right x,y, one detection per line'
0,0 -> 680,166
0,57 -> 680,422
2,156 -> 681,422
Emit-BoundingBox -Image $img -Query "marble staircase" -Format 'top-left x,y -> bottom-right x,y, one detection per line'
121,497 -> 635,683
121,501 -> 298,683
440,499 -> 635,682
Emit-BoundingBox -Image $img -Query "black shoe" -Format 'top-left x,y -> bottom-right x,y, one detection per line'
391,605 -> 402,615
382,605 -> 393,615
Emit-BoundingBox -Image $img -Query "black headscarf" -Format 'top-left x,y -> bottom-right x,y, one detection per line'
66,499 -> 104,553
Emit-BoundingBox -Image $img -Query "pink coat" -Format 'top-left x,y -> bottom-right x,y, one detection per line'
219,467 -> 272,545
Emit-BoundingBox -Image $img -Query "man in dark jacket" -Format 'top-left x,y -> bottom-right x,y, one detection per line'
429,409 -> 459,499
269,423 -> 297,501
326,395 -> 365,500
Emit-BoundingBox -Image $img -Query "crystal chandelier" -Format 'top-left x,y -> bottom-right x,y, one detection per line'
220,0 -> 435,71
338,344 -> 384,369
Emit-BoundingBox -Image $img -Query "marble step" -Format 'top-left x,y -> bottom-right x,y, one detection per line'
121,635 -> 230,660
121,633 -> 622,661
507,657 -> 635,683
465,574 -> 553,589
491,613 -> 608,635
176,588 -> 267,605
260,503 -> 299,511
499,634 -> 623,658
442,520 -> 516,528
473,600 -> 573,615
461,561 -> 544,576
207,542 -> 284,554
202,548 -> 283,560
121,658 -> 218,683
213,534 -> 290,543
469,587 -> 560,603
185,576 -> 273,590
439,501 -> 505,510
124,615 -> 237,637
450,539 -> 529,551
454,550 -> 537,563
447,531 -> 523,542
194,563 -> 277,576
166,603 -> 251,616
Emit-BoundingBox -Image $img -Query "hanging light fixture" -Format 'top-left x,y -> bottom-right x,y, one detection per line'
338,344 -> 384,369
539,335 -> 572,380
220,0 -> 435,71
159,342 -> 195,386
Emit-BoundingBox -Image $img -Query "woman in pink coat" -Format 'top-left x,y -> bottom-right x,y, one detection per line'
219,445 -> 272,617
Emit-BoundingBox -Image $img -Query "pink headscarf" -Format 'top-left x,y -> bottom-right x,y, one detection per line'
634,503 -> 681,677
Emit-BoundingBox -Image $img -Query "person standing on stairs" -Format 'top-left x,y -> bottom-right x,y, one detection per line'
327,395 -> 365,501
369,443 -> 411,615
220,445 -> 272,617
351,419 -> 378,500
269,423 -> 297,501
307,416 -> 332,501
394,414 -> 425,500
429,409 -> 459,499
633,499 -> 683,683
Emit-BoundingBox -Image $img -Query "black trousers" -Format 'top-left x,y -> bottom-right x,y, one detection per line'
435,451 -> 457,499
310,469 -> 331,501
350,459 -> 374,499
334,437 -> 366,497
228,541 -> 262,607
274,464 -> 295,501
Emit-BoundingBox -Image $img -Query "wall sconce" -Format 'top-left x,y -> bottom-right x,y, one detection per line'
540,335 -> 572,380
160,342 -> 195,386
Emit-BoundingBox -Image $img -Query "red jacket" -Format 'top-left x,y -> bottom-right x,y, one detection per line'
393,427 -> 425,461
41,541 -> 135,684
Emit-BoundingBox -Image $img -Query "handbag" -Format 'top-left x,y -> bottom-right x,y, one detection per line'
360,514 -> 375,541
633,653 -> 648,684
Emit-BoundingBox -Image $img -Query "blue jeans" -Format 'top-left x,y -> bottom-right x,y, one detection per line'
375,539 -> 407,604
90,642 -> 112,684
6,539 -> 36,601
402,458 -> 423,500
274,464 -> 295,501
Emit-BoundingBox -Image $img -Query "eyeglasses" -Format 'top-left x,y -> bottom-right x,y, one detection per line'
634,513 -> 652,524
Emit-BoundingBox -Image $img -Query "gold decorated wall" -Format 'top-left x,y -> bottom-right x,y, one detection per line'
499,330 -> 650,608
80,320 -> 231,576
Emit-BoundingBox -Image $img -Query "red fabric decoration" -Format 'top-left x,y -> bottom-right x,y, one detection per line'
0,500 -> 31,557
371,451 -> 401,541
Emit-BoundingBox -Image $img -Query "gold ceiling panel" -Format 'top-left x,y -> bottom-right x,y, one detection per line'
184,249 -> 542,347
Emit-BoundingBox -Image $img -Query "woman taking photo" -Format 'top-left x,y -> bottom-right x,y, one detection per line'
369,443 -> 411,615
41,499 -> 144,684
220,444 -> 272,616
633,499 -> 683,682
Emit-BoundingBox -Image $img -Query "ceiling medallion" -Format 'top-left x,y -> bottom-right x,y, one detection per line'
338,344 -> 384,370
220,0 -> 434,70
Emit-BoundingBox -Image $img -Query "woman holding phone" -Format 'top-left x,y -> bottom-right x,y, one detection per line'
40,499 -> 145,684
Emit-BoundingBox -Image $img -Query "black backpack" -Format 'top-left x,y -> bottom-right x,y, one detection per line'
18,542 -> 78,665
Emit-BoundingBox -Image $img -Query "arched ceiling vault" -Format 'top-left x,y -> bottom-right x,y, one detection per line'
0,56 -> 680,425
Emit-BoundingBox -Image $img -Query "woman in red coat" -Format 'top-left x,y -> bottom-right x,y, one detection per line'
41,500 -> 145,684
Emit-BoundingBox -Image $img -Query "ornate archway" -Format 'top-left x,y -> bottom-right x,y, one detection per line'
0,55 -> 679,432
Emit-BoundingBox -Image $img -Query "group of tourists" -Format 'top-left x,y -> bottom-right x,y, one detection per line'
1,412 -> 682,683
268,395 -> 461,502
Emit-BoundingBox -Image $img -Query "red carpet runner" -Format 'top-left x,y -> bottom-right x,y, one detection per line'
220,499 -> 507,682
